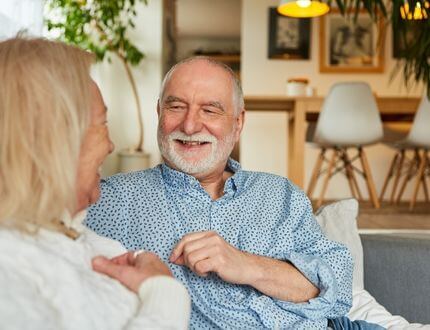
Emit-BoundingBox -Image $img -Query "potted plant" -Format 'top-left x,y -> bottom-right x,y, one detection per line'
45,0 -> 150,173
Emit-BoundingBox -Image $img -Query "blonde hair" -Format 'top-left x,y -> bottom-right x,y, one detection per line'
0,37 -> 93,233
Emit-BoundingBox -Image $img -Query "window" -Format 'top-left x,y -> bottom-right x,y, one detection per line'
0,0 -> 43,40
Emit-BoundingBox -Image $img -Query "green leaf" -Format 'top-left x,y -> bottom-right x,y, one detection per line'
44,0 -> 146,66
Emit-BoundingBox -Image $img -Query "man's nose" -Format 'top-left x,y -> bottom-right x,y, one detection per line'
181,108 -> 203,135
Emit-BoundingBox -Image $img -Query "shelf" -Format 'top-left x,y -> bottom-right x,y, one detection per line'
205,54 -> 240,63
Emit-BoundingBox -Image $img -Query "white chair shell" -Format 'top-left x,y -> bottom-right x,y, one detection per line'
314,82 -> 383,146
405,94 -> 430,148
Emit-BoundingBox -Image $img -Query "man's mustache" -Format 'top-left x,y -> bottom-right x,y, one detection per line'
167,131 -> 217,144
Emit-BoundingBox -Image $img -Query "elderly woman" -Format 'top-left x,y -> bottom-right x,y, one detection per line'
0,37 -> 190,329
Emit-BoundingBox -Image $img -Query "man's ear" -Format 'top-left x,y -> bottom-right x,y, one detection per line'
157,100 -> 161,117
235,109 -> 245,141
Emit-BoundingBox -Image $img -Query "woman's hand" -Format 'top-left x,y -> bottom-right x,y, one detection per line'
92,251 -> 173,293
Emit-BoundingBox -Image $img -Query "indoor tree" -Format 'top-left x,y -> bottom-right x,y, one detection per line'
45,0 -> 148,152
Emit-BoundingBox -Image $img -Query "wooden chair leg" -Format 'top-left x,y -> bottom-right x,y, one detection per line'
344,150 -> 363,201
390,149 -> 406,203
410,150 -> 427,210
422,173 -> 429,203
396,150 -> 419,204
423,151 -> 430,203
359,147 -> 380,209
341,150 -> 357,199
316,149 -> 337,209
379,152 -> 399,201
307,149 -> 326,199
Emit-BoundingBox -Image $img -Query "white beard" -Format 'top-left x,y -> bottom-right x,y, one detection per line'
158,127 -> 236,175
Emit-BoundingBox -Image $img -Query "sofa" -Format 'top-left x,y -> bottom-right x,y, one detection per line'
315,198 -> 430,328
361,234 -> 430,324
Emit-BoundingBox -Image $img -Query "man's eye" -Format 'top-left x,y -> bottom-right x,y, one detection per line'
203,108 -> 218,115
168,105 -> 185,111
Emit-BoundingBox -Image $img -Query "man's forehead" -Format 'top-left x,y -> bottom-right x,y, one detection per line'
166,65 -> 232,97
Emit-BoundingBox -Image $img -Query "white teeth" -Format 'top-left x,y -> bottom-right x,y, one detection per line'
179,140 -> 205,146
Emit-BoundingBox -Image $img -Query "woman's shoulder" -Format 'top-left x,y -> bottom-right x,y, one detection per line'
0,227 -> 138,329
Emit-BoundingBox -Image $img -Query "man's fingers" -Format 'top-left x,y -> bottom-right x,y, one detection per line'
184,245 -> 215,271
173,255 -> 185,265
194,259 -> 213,277
177,236 -> 212,262
172,245 -> 219,277
170,231 -> 211,262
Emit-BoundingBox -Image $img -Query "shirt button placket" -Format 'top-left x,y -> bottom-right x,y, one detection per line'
209,199 -> 222,231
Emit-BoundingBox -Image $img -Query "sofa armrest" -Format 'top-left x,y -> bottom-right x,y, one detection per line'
360,234 -> 430,324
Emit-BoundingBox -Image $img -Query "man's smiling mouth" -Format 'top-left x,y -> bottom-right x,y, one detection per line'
175,139 -> 211,146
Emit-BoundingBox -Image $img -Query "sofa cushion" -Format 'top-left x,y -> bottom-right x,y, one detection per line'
361,234 -> 430,325
315,198 -> 364,290
315,199 -> 428,328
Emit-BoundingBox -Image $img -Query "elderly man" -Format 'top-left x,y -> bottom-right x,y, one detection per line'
86,57 -> 356,329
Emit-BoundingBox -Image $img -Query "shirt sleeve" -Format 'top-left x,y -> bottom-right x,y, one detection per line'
249,188 -> 353,326
126,276 -> 191,330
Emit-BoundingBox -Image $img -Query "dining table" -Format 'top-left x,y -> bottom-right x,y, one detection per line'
243,95 -> 421,189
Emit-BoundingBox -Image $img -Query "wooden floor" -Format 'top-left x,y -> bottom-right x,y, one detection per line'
358,201 -> 430,229
313,200 -> 430,230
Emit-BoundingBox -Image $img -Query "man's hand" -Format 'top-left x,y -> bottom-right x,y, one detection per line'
169,231 -> 254,285
170,231 -> 320,302
92,251 -> 173,293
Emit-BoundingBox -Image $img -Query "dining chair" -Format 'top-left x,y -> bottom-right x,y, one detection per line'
379,94 -> 430,209
307,82 -> 383,208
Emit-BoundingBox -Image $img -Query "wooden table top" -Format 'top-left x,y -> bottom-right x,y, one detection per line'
244,95 -> 421,114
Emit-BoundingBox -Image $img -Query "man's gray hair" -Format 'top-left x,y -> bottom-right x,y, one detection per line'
159,56 -> 244,116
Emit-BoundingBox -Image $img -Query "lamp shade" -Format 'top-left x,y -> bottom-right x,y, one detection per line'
400,0 -> 429,20
277,0 -> 330,18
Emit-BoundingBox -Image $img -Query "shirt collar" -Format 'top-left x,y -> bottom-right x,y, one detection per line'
160,158 -> 247,195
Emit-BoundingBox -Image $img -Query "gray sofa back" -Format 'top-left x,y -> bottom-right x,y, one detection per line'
361,234 -> 430,324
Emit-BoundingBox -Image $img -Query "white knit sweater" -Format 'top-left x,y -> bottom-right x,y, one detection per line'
0,212 -> 190,330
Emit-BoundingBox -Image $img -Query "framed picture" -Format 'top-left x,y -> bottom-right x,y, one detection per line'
268,7 -> 311,60
319,10 -> 384,73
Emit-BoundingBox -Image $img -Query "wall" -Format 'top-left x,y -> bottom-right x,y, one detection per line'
176,0 -> 241,38
176,0 -> 241,60
240,0 -> 424,200
92,0 -> 164,176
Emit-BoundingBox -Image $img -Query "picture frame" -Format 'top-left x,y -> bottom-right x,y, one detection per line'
268,7 -> 311,60
319,10 -> 385,73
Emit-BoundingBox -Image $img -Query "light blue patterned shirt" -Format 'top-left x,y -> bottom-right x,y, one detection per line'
86,159 -> 353,329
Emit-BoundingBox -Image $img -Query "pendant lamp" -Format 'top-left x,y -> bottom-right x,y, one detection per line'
400,0 -> 429,20
277,0 -> 330,18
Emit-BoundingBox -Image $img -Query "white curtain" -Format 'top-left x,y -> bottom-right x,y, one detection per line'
0,0 -> 44,40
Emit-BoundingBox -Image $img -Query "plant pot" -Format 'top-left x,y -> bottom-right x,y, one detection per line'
118,149 -> 150,173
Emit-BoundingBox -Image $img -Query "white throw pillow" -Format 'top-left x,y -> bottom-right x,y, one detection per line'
315,198 -> 364,290
348,290 -> 428,329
